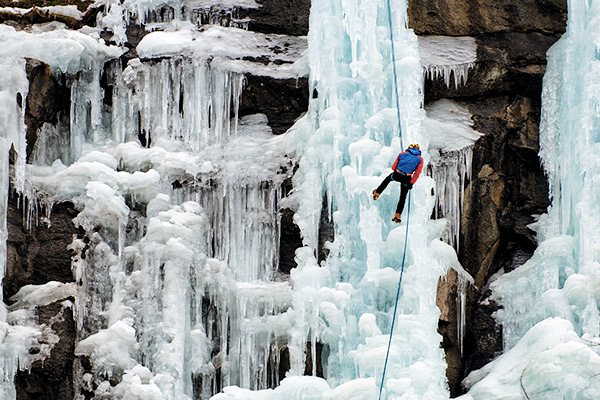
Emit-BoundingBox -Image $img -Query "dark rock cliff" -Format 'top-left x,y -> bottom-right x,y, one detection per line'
6,195 -> 79,400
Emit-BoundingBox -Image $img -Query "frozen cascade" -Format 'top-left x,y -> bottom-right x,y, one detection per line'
428,147 -> 473,250
459,1 -> 600,399
0,10 -> 304,399
425,99 -> 483,252
212,0 -> 472,397
2,0 -> 600,397
418,36 -> 480,357
0,0 -> 479,398
98,0 -> 260,44
0,57 -> 34,400
57,114 -> 296,398
107,57 -> 245,153
423,99 -> 482,359
0,26 -> 120,398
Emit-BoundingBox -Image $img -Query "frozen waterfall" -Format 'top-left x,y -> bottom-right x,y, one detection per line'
2,0 -> 599,398
212,0 -> 468,397
1,0 -> 466,397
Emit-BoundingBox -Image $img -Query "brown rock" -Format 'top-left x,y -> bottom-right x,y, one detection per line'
239,0 -> 311,36
477,164 -> 494,179
0,5 -> 100,31
463,289 -> 503,375
5,194 -> 78,300
15,301 -> 76,400
24,59 -> 70,162
425,32 -> 563,102
239,76 -> 309,135
6,190 -> 79,400
436,269 -> 463,397
408,0 -> 567,36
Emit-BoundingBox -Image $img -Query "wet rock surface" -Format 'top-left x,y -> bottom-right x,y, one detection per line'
5,194 -> 79,399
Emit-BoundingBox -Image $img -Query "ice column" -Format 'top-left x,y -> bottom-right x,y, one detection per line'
68,50 -> 293,398
428,146 -> 473,251
424,98 -> 482,252
493,0 -> 600,349
0,58 -> 33,400
263,0 -> 458,397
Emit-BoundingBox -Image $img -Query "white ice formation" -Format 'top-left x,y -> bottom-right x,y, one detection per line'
1,0 -> 598,399
419,36 -> 476,89
425,99 -> 482,252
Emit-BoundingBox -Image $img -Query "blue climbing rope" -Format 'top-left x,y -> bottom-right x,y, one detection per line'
385,0 -> 404,149
378,1 -> 411,399
378,193 -> 411,400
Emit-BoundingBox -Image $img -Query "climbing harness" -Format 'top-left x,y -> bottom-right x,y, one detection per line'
378,193 -> 411,400
378,0 -> 412,398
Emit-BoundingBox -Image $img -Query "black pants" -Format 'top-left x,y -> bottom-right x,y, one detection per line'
375,172 -> 411,215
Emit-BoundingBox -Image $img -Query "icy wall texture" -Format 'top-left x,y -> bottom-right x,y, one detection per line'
3,3 -> 584,396
0,0 -> 473,398
0,2 -> 306,398
210,0 -> 482,397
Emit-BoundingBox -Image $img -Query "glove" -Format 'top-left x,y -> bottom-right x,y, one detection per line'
406,183 -> 413,190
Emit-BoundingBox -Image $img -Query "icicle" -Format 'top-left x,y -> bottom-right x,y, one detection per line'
423,63 -> 475,89
419,35 -> 477,89
429,145 -> 475,251
110,57 -> 245,152
0,138 -> 8,280
456,273 -> 467,356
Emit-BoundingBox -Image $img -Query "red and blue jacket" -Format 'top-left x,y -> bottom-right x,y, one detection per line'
391,148 -> 424,184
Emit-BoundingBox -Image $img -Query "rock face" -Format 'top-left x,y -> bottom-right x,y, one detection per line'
6,195 -> 79,399
15,302 -> 76,400
0,3 -> 101,31
410,0 -> 566,396
240,0 -> 311,36
408,0 -> 566,35
239,76 -> 309,135
5,197 -> 78,299
24,59 -> 70,162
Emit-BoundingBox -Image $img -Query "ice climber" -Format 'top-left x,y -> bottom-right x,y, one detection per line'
372,143 -> 424,223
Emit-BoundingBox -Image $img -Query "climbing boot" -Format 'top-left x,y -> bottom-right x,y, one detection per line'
372,190 -> 380,201
392,213 -> 401,223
